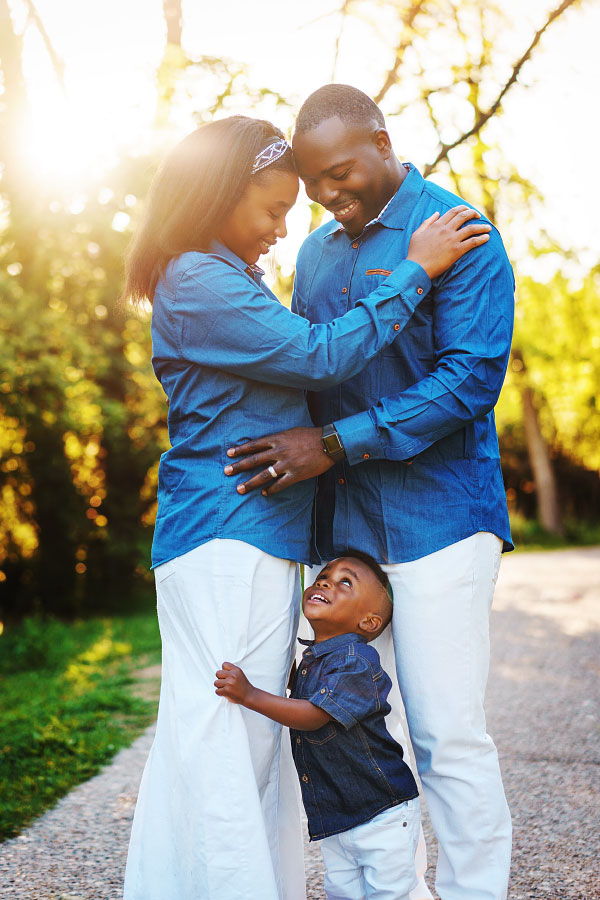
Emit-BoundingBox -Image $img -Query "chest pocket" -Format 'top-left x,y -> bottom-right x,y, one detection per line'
304,721 -> 337,744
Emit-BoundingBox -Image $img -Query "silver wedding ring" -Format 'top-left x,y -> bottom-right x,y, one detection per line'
267,465 -> 278,479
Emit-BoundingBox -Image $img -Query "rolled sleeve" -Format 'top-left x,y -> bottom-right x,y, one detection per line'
334,410 -> 383,466
381,258 -> 431,307
307,655 -> 383,730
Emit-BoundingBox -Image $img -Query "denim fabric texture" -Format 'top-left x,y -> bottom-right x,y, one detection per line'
150,241 -> 430,567
292,164 -> 515,564
290,633 -> 418,841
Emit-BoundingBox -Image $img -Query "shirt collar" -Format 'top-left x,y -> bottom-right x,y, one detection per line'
324,163 -> 425,240
209,239 -> 265,284
298,632 -> 367,658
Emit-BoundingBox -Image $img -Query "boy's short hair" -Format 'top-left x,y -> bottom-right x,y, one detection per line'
340,549 -> 394,639
343,548 -> 393,604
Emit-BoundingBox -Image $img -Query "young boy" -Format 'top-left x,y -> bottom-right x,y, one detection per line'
215,550 -> 421,900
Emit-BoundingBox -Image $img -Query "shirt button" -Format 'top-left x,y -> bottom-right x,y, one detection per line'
417,287 -> 424,295
296,736 -> 301,744
338,477 -> 345,485
363,452 -> 370,460
302,774 -> 309,782
352,242 -> 358,249
393,323 -> 400,331
320,688 -> 326,694
301,668 -> 307,676
342,287 -> 348,294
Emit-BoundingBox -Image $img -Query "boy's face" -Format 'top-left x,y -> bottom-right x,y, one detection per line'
303,557 -> 387,641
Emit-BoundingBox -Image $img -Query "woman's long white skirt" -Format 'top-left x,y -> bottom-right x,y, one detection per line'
123,539 -> 306,900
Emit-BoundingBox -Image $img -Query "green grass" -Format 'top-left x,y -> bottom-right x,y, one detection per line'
509,513 -> 600,552
0,607 -> 161,841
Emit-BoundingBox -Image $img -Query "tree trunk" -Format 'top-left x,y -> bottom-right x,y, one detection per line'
516,353 -> 563,535
163,0 -> 182,45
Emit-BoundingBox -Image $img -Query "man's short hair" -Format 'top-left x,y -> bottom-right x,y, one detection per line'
295,84 -> 385,135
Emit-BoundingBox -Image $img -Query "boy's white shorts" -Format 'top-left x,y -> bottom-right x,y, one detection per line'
321,797 -> 421,900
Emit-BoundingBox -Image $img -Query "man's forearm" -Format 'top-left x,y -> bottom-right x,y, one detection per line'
243,686 -> 332,731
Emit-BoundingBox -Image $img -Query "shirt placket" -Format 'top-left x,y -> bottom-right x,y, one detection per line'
333,233 -> 368,554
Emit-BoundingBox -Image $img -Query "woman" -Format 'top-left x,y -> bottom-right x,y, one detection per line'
121,116 -> 489,900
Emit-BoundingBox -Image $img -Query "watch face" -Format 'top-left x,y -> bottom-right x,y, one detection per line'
323,432 -> 343,454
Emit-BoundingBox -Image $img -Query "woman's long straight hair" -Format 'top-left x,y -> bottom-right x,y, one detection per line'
122,116 -> 295,305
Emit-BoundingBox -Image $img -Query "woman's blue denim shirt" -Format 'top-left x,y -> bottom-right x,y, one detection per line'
290,633 -> 418,840
150,243 -> 430,567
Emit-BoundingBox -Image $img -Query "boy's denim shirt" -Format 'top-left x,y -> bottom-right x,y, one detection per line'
290,633 -> 418,840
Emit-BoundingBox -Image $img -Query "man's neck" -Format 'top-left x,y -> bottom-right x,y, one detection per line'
377,157 -> 408,213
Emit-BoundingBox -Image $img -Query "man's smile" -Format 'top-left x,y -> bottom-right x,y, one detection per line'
329,198 -> 359,222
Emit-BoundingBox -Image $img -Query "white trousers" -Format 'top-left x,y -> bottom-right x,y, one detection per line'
321,800 -> 420,900
375,532 -> 512,900
123,539 -> 306,900
306,532 -> 511,900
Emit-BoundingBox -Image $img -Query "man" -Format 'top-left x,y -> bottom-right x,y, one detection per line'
225,84 -> 514,900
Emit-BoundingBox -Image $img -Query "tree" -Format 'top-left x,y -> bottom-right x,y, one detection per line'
328,0 -> 589,532
0,4 -> 167,616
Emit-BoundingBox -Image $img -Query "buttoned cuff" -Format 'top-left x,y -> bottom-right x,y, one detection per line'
334,411 -> 383,466
381,259 -> 431,305
308,688 -> 357,730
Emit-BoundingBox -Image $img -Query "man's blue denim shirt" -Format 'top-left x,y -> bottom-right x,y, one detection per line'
292,164 -> 515,564
290,633 -> 418,840
150,241 -> 430,567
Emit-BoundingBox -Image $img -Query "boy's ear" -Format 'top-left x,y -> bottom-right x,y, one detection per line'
359,613 -> 383,635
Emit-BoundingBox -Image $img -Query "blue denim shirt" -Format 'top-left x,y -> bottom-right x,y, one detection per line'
290,633 -> 418,840
150,242 -> 431,567
292,164 -> 515,563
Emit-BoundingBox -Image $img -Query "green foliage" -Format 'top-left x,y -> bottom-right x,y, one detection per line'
0,158 -> 168,617
495,265 -> 600,522
0,607 -> 161,840
501,268 -> 600,471
510,512 -> 600,552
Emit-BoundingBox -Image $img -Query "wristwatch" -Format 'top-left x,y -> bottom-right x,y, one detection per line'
321,424 -> 346,463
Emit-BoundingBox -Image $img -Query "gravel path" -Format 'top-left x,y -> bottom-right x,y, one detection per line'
1,548 -> 598,899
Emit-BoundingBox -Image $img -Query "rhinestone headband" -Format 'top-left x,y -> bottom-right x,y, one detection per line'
251,139 -> 290,175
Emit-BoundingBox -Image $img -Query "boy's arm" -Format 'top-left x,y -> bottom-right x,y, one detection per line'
215,662 -> 332,731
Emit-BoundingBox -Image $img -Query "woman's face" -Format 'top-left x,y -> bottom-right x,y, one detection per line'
218,170 -> 299,266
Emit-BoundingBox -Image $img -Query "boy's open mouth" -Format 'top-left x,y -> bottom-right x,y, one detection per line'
307,592 -> 330,604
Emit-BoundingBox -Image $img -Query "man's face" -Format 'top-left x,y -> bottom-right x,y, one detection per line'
292,116 -> 394,237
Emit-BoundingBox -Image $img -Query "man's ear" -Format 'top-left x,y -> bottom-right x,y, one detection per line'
373,128 -> 392,160
359,613 -> 383,635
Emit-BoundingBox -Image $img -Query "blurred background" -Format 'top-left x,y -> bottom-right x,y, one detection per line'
0,0 -> 599,844
0,0 -> 599,611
